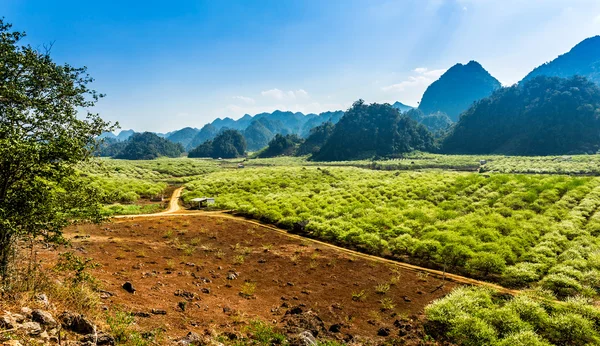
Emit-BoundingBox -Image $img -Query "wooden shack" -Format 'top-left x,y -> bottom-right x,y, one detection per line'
190,197 -> 215,209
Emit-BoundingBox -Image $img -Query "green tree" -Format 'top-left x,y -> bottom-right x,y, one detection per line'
0,20 -> 112,282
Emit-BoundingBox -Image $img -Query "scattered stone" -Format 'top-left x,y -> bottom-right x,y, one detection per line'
21,321 -> 42,335
257,259 -> 266,263
11,313 -> 25,323
81,331 -> 115,345
2,340 -> 22,346
32,309 -> 57,327
287,282 -> 295,286
59,311 -> 95,335
178,331 -> 201,345
227,273 -> 237,280
377,327 -> 390,337
34,293 -> 49,306
298,330 -> 317,346
122,282 -> 136,294
329,324 -> 342,333
151,309 -> 167,315
402,296 -> 411,302
201,287 -> 210,294
331,303 -> 343,310
174,289 -> 196,300
132,312 -> 151,318
287,307 -> 303,315
0,315 -> 17,330
178,301 -> 187,311
222,307 -> 231,314
301,290 -> 310,295
20,307 -> 32,317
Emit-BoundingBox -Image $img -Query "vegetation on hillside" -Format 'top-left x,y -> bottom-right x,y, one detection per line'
188,129 -> 246,159
296,122 -> 335,156
418,61 -> 501,121
256,134 -> 303,158
313,100 -> 435,161
114,132 -> 184,160
443,76 -> 600,155
522,35 -> 600,84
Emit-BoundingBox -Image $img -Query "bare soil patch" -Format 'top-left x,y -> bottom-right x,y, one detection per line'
38,215 -> 457,344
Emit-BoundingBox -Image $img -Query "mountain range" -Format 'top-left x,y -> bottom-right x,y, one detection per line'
99,35 -> 600,157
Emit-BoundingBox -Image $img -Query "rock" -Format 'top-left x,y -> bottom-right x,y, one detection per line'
132,312 -> 151,318
39,330 -> 50,341
402,296 -> 411,302
175,289 -> 196,300
59,311 -> 95,335
178,301 -> 187,311
329,324 -> 342,333
34,293 -> 49,306
292,220 -> 310,235
178,331 -> 201,345
223,307 -> 231,314
32,309 -> 57,327
122,282 -> 136,294
11,313 -> 25,323
201,287 -> 210,294
227,273 -> 237,280
2,340 -> 23,346
151,309 -> 167,315
298,330 -> 317,346
377,327 -> 390,336
21,321 -> 42,335
0,315 -> 17,330
81,331 -> 115,345
20,307 -> 32,317
287,307 -> 303,315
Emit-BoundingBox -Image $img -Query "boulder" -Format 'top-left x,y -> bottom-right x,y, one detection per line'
59,311 -> 95,335
298,331 -> 317,346
0,314 -> 17,330
81,331 -> 115,345
21,321 -> 42,335
122,282 -> 136,294
32,309 -> 57,327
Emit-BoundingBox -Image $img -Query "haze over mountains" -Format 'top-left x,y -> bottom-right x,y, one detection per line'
100,35 -> 600,159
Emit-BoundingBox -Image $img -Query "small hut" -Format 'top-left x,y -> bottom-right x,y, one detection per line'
190,197 -> 215,209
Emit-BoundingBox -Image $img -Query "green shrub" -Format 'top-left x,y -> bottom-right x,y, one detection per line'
539,273 -> 583,298
466,252 -> 506,276
495,330 -> 552,346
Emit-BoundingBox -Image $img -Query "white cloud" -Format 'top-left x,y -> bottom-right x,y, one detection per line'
595,14 -> 600,23
382,68 -> 445,92
381,67 -> 446,105
261,88 -> 310,100
233,96 -> 255,104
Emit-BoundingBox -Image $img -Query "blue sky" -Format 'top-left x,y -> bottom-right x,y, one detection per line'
3,0 -> 600,132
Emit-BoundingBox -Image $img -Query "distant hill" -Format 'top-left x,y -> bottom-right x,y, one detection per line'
391,101 -> 413,113
116,130 -> 135,142
166,127 -> 199,150
442,76 -> 600,155
98,129 -> 136,142
313,100 -> 435,161
187,124 -> 219,151
113,132 -> 184,160
188,129 -> 246,159
418,61 -> 501,121
522,36 -> 600,84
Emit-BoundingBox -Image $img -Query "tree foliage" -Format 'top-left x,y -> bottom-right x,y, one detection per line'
313,100 -> 435,161
114,132 -> 184,160
0,19 -> 112,280
188,129 -> 246,159
443,76 -> 600,155
257,134 -> 303,158
296,122 -> 334,156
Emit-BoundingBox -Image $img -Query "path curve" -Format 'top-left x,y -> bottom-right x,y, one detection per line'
110,186 -> 519,295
